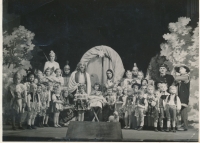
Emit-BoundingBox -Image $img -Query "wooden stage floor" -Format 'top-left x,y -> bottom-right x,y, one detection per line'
3,124 -> 199,142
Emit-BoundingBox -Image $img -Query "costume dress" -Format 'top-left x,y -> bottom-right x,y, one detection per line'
52,93 -> 63,112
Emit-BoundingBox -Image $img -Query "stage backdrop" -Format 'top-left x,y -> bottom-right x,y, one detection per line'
80,45 -> 125,86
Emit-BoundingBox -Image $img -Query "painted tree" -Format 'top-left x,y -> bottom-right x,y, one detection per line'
148,17 -> 199,123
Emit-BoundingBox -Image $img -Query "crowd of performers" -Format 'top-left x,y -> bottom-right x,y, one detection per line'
8,50 -> 190,133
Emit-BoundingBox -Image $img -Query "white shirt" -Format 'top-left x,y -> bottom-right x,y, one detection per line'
79,73 -> 86,84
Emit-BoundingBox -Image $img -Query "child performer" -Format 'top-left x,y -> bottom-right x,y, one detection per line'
153,90 -> 161,132
9,72 -> 26,130
52,83 -> 63,127
27,84 -> 40,129
159,83 -> 170,131
123,70 -> 133,89
54,68 -> 64,86
135,90 -> 148,131
74,84 -> 88,121
136,71 -> 144,85
44,67 -> 54,83
165,86 -> 181,132
43,82 -> 53,127
118,87 -> 127,102
38,84 -> 49,127
90,83 -> 102,96
106,87 -> 116,118
174,65 -> 190,131
123,88 -> 135,129
60,88 -> 75,126
146,85 -> 156,130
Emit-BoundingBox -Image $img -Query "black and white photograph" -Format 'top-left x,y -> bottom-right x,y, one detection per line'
2,0 -> 199,142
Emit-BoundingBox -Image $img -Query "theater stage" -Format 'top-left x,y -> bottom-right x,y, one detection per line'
3,124 -> 198,142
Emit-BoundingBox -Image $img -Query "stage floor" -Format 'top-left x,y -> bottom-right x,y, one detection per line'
3,124 -> 199,141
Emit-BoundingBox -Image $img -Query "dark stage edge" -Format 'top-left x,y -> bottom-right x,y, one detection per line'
3,125 -> 199,142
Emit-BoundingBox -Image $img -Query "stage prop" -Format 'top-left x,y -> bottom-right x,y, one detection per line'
66,121 -> 123,141
80,45 -> 125,86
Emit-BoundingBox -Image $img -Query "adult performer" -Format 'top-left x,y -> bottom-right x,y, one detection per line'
68,62 -> 91,102
43,50 -> 60,75
154,64 -> 174,89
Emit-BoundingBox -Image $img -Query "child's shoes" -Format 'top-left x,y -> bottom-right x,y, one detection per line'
31,125 -> 37,129
137,126 -> 143,131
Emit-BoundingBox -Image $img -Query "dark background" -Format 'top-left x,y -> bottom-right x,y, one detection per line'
4,0 -> 199,75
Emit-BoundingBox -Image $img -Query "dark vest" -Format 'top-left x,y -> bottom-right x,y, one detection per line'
178,80 -> 190,105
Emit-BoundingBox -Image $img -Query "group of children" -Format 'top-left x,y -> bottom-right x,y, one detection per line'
8,51 -> 190,133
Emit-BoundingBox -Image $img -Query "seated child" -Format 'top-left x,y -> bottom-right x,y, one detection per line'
59,88 -> 75,126
89,83 -> 107,121
135,90 -> 148,131
74,84 -> 88,121
108,111 -> 119,122
159,82 -> 170,131
165,86 -> 181,132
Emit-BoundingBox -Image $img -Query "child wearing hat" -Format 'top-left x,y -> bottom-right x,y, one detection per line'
174,65 -> 190,131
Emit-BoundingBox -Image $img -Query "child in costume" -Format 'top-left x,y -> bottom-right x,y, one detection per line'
135,90 -> 148,131
105,87 -> 116,118
123,70 -> 133,89
54,68 -> 64,86
146,85 -> 156,130
52,83 -> 63,127
165,86 -> 181,132
59,88 -> 75,126
174,65 -> 190,131
38,84 -> 49,127
122,88 -> 135,129
74,84 -> 88,121
159,83 -> 170,131
89,83 -> 107,122
153,90 -> 161,132
27,83 -> 40,129
136,71 -> 144,85
9,72 -> 26,130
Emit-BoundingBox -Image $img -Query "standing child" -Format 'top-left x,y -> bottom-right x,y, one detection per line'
159,83 -> 170,131
136,71 -> 144,85
153,90 -> 161,132
123,70 -> 133,89
38,84 -> 48,127
74,84 -> 88,121
165,86 -> 181,132
9,72 -> 26,130
123,88 -> 135,129
27,84 -> 40,129
52,83 -> 63,127
135,90 -> 148,131
106,88 -> 116,119
63,61 -> 71,87
90,83 -> 102,96
54,68 -> 64,86
146,85 -> 156,130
